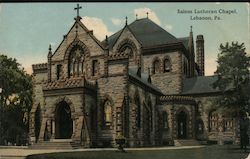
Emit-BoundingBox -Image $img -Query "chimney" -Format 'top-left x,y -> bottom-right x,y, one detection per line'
196,35 -> 205,76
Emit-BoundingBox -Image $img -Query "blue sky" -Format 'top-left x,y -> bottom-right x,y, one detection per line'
0,3 -> 249,75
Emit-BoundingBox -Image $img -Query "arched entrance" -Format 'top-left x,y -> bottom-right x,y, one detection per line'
55,101 -> 73,139
177,111 -> 187,139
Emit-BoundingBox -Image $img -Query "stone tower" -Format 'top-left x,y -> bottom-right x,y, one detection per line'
196,35 -> 205,76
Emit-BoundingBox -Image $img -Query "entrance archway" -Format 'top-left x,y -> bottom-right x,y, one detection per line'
55,101 -> 73,139
177,111 -> 187,139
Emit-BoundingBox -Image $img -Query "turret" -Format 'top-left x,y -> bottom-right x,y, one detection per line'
196,35 -> 205,76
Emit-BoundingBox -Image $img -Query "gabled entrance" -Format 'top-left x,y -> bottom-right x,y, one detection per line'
55,101 -> 73,139
177,111 -> 187,139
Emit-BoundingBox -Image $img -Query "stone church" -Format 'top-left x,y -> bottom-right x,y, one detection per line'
29,12 -> 239,148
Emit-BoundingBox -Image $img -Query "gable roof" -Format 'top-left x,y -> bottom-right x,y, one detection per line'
182,75 -> 220,95
105,18 -> 181,49
178,37 -> 189,50
51,19 -> 105,58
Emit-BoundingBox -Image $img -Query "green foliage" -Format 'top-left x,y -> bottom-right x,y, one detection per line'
213,42 -> 250,115
26,145 -> 248,159
0,54 -> 33,145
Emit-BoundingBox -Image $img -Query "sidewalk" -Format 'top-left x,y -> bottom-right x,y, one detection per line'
0,145 -> 204,159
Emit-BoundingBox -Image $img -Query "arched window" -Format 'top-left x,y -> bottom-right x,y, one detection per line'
223,115 -> 233,132
164,58 -> 171,72
56,64 -> 62,80
119,45 -> 133,58
196,119 -> 204,134
153,59 -> 160,74
92,60 -> 98,76
104,100 -> 112,129
162,111 -> 168,129
148,100 -> 153,130
209,110 -> 218,132
68,46 -> 84,77
135,94 -> 141,128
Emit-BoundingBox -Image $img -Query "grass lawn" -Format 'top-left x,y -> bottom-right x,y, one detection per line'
26,145 -> 249,159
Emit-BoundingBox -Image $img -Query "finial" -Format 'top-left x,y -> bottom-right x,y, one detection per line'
125,16 -> 128,25
190,25 -> 193,32
48,44 -> 52,58
146,12 -> 149,18
49,44 -> 52,52
105,35 -> 108,44
136,14 -> 138,20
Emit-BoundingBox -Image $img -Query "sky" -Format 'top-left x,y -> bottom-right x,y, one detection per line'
0,3 -> 249,75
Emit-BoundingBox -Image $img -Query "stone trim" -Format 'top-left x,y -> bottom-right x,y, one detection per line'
64,38 -> 90,61
160,95 -> 196,105
32,63 -> 48,74
43,77 -> 96,91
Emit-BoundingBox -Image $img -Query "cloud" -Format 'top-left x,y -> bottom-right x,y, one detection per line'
111,18 -> 124,26
165,24 -> 173,31
134,7 -> 161,25
81,16 -> 113,41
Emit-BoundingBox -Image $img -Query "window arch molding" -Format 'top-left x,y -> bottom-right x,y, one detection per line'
163,56 -> 172,72
102,95 -> 114,130
64,40 -> 90,77
116,38 -> 137,59
64,39 -> 90,61
208,109 -> 219,132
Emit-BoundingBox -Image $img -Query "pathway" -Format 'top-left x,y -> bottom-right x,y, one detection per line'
0,145 -> 204,159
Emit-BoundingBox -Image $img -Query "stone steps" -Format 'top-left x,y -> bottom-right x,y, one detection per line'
174,139 -> 201,146
30,139 -> 80,149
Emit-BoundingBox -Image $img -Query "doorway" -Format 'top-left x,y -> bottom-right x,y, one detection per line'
177,111 -> 187,139
55,101 -> 73,139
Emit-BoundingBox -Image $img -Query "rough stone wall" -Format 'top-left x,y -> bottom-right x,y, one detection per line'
111,27 -> 141,68
128,83 -> 157,147
195,96 -> 238,144
97,73 -> 127,146
143,51 -> 183,95
49,21 -> 106,81
39,94 -> 84,141
158,103 -> 196,141
51,22 -> 104,61
29,72 -> 47,143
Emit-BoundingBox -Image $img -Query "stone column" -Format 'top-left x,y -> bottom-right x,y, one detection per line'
217,115 -> 224,145
51,120 -> 55,139
72,119 -> 75,138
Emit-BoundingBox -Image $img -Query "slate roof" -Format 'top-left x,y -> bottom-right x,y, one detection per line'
178,37 -> 189,50
128,66 -> 163,94
105,18 -> 181,49
182,75 -> 220,95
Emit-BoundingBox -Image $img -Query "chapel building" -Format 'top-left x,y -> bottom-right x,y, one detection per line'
30,14 -> 238,148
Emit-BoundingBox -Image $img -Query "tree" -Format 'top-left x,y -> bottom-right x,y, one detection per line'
213,42 -> 250,114
0,54 -> 33,145
213,42 -> 250,149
